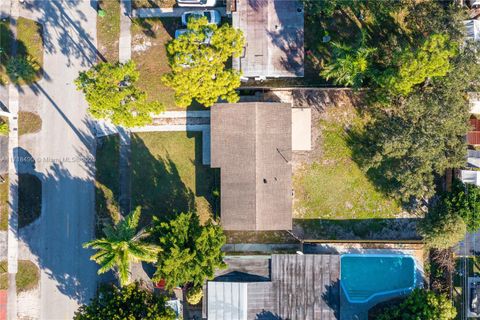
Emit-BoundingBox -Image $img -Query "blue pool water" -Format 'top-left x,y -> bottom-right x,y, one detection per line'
341,254 -> 416,303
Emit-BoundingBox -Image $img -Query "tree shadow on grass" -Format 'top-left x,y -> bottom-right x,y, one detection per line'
130,133 -> 195,227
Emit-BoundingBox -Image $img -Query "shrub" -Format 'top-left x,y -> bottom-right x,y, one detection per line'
6,56 -> 40,84
186,286 -> 203,305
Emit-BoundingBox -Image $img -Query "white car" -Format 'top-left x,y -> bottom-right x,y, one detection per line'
181,10 -> 221,26
177,0 -> 216,7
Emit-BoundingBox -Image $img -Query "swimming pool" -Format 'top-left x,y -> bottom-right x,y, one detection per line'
341,254 -> 416,304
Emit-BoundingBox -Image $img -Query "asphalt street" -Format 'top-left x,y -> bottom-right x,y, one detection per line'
18,1 -> 99,318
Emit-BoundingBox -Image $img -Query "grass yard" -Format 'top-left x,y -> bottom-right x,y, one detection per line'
131,132 -> 217,226
294,106 -> 400,221
0,261 -> 6,290
17,17 -> 43,81
0,18 -> 43,85
16,260 -> 39,293
0,176 -> 8,231
95,135 -> 120,235
18,111 -> 42,136
97,0 -> 120,62
133,0 -> 176,8
131,18 -> 179,110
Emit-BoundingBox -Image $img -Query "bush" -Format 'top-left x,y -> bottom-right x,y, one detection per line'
375,288 -> 456,320
186,286 -> 203,305
445,180 -> 480,232
74,282 -> 176,320
6,55 -> 40,84
420,209 -> 466,249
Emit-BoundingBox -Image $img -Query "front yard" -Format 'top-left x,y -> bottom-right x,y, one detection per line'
131,18 -> 180,110
97,0 -> 120,62
131,131 -> 217,225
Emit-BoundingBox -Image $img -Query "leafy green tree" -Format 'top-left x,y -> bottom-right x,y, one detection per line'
75,60 -> 164,128
376,34 -> 457,96
84,207 -> 160,287
359,43 -> 477,201
321,41 -> 375,88
420,205 -> 466,249
151,212 -> 226,290
74,282 -> 176,320
162,17 -> 245,108
7,56 -> 40,84
445,180 -> 480,233
376,289 -> 456,320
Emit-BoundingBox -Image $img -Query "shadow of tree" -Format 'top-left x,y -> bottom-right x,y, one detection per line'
322,279 -> 341,320
21,0 -> 104,66
130,133 -> 195,227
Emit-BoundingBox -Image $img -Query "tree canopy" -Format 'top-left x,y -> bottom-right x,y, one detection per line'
84,207 -> 160,286
74,282 -> 176,320
420,206 -> 466,250
445,180 -> 480,232
162,17 -> 245,108
75,60 -> 164,127
375,289 -> 456,320
151,212 -> 226,290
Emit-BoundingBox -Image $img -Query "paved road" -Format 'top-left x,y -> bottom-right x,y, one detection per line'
18,1 -> 98,319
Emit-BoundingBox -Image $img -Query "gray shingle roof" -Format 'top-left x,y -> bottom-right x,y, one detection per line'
232,0 -> 305,78
210,102 -> 292,231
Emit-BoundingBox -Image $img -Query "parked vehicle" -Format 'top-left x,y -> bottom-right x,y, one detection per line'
177,0 -> 216,7
181,10 -> 221,26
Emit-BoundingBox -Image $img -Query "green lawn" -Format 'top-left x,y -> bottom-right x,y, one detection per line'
18,111 -> 42,136
16,260 -> 39,293
293,106 -> 400,221
0,18 -> 43,85
95,135 -> 120,236
131,132 -> 217,226
0,176 -> 8,231
0,261 -> 7,290
133,0 -> 176,8
97,0 -> 120,62
131,18 -> 179,110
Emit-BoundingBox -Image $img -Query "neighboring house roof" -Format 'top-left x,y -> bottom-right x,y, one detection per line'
206,254 -> 341,320
461,170 -> 480,186
232,0 -> 304,78
210,102 -> 292,231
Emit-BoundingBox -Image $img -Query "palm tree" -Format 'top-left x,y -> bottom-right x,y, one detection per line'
83,207 -> 160,287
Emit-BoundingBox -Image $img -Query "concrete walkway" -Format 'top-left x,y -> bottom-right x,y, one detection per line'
132,7 -> 227,18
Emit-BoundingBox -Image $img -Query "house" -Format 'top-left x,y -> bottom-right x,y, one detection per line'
231,0 -> 305,79
210,102 -> 293,231
465,19 -> 480,41
204,254 -> 340,320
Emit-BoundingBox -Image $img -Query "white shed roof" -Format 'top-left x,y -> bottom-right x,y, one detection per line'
207,282 -> 248,320
461,169 -> 480,186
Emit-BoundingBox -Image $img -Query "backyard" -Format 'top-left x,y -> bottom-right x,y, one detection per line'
291,90 -> 416,240
131,131 -> 217,226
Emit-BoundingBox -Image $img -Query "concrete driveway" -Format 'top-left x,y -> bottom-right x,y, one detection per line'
17,0 -> 99,319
